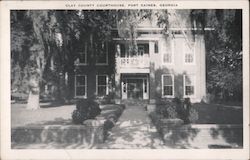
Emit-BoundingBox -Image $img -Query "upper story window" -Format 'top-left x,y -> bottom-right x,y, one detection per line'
96,75 -> 109,97
118,43 -> 126,57
116,43 -> 149,57
163,40 -> 174,64
75,75 -> 87,98
184,75 -> 195,97
75,42 -> 87,65
183,42 -> 195,64
96,42 -> 108,65
138,45 -> 145,55
162,74 -> 174,97
154,41 -> 159,54
138,43 -> 149,56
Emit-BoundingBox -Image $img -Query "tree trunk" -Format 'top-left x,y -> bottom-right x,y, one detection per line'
26,90 -> 40,110
26,76 -> 40,110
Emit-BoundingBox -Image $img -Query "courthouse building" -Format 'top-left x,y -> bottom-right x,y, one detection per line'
69,10 -> 206,103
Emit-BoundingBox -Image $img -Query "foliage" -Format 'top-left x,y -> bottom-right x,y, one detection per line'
11,10 -> 60,109
72,99 -> 101,124
11,10 -> 243,106
11,10 -> 117,103
191,10 -> 242,102
156,104 -> 178,119
156,98 -> 198,124
96,92 -> 116,105
188,107 -> 199,123
116,10 -> 152,55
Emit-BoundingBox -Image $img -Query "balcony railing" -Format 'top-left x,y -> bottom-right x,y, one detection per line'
117,56 -> 150,68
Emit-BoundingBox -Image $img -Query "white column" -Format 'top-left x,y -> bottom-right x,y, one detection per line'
149,41 -> 155,56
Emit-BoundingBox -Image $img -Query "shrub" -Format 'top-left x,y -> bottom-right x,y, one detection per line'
95,92 -> 115,105
104,92 -> 115,104
156,103 -> 179,119
72,99 -> 101,124
177,98 -> 198,123
155,97 -> 199,124
166,105 -> 178,118
72,110 -> 84,124
188,107 -> 199,123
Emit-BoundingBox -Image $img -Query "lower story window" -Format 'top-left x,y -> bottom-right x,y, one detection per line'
96,75 -> 109,97
75,75 -> 87,98
184,75 -> 195,96
162,74 -> 174,97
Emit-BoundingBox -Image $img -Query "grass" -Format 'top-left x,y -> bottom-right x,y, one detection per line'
193,103 -> 243,124
11,103 -> 124,127
11,102 -> 243,128
11,103 -> 75,127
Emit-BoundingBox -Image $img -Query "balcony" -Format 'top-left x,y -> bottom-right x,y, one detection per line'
116,56 -> 150,73
117,56 -> 150,68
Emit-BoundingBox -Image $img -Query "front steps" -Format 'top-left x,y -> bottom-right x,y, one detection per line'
121,99 -> 149,106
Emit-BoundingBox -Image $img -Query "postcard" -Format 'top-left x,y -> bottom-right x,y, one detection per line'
0,0 -> 249,159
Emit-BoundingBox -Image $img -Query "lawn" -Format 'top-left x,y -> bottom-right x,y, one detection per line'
11,103 -> 75,127
11,102 -> 243,128
11,102 -> 243,149
11,103 -> 125,127
193,103 -> 243,124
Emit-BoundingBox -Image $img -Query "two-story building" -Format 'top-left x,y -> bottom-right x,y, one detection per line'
72,10 -> 206,103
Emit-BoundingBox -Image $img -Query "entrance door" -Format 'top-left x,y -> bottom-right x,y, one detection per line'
121,77 -> 149,100
127,79 -> 143,99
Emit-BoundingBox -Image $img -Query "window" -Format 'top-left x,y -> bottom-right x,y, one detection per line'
162,74 -> 174,97
75,75 -> 87,98
96,42 -> 108,65
184,75 -> 195,96
163,53 -> 172,63
154,41 -> 159,54
122,81 -> 127,93
120,43 -> 126,57
163,40 -> 174,64
75,42 -> 87,65
184,42 -> 195,64
138,44 -> 149,56
96,75 -> 109,97
144,79 -> 147,93
138,45 -> 145,56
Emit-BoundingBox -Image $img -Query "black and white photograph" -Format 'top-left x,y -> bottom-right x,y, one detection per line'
0,0 -> 249,159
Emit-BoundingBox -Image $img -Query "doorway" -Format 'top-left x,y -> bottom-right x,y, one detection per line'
127,79 -> 143,99
121,74 -> 149,100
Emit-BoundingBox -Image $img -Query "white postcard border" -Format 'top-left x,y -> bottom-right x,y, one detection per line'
0,1 -> 249,160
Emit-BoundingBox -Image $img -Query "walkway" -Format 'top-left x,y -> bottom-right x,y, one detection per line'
97,104 -> 168,149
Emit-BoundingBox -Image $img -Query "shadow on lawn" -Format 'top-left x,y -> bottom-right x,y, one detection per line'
161,125 -> 243,149
160,125 -> 201,149
27,117 -> 73,126
12,105 -> 125,149
12,116 -> 103,149
209,125 -> 243,148
40,101 -> 75,108
193,103 -> 243,124
98,120 -> 163,149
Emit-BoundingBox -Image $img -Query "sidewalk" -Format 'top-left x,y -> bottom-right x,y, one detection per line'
96,104 -> 168,149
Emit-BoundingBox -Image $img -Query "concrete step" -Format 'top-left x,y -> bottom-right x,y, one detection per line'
121,99 -> 149,106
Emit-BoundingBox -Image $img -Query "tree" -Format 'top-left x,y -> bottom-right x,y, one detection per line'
11,10 -> 118,108
11,10 -> 58,109
191,10 -> 242,102
12,9 -> 241,109
11,10 -> 183,108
